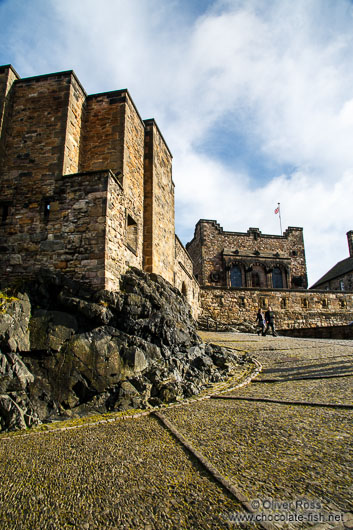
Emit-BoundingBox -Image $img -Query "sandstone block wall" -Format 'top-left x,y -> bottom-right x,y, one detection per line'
186,220 -> 308,289
105,174 -> 141,291
0,65 -> 199,304
175,235 -> 200,318
0,65 -> 19,167
0,71 -> 75,205
201,286 -> 353,330
143,119 -> 175,284
0,170 -> 111,287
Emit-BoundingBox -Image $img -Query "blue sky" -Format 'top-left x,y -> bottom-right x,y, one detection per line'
1,0 -> 353,285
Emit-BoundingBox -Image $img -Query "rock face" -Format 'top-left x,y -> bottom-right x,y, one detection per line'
0,268 -> 250,431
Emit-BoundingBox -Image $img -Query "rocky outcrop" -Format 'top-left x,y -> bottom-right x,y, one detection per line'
0,269 -> 252,431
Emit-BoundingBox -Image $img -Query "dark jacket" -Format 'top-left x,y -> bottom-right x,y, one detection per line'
265,310 -> 275,324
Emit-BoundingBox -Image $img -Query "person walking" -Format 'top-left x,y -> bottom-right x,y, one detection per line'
264,306 -> 277,336
255,308 -> 266,335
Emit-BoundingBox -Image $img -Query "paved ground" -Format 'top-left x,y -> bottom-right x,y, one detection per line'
1,333 -> 353,529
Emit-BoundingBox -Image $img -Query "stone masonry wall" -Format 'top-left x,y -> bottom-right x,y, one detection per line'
79,91 -> 125,175
200,286 -> 353,330
0,170 -> 109,288
185,220 -> 203,282
313,270 -> 353,292
122,94 -> 145,268
175,235 -> 200,319
63,74 -> 86,175
105,174 -> 141,291
0,72 -> 72,204
0,65 -> 19,167
186,220 -> 307,289
143,119 -> 175,284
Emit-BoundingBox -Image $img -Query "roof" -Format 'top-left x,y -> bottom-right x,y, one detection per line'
310,256 -> 353,288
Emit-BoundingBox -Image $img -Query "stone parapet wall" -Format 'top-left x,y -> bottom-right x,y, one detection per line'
279,325 -> 353,339
200,286 -> 353,329
175,236 -> 200,319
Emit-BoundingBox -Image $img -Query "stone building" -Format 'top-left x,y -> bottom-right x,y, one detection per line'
310,231 -> 353,291
0,65 -> 199,315
186,219 -> 308,290
187,220 -> 353,330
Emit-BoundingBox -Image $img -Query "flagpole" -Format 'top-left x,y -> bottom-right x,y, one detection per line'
278,202 -> 282,235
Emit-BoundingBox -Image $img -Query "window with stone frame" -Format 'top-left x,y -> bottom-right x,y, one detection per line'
126,214 -> 138,253
230,265 -> 242,287
272,267 -> 283,288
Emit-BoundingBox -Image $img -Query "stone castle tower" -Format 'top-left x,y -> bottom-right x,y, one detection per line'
0,65 -> 199,314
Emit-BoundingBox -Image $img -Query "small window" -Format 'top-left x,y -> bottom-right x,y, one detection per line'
44,200 -> 51,222
302,298 -> 309,308
340,280 -> 344,291
181,282 -> 187,297
239,296 -> 246,307
126,214 -> 138,253
0,203 -> 10,225
340,299 -> 346,309
322,298 -> 328,308
260,298 -> 268,309
280,298 -> 287,309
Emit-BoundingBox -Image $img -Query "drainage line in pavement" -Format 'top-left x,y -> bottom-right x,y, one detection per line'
210,395 -> 353,410
253,373 -> 353,383
152,410 -> 275,530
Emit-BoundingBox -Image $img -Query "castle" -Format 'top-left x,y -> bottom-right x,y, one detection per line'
0,65 -> 199,315
1,64 -> 353,330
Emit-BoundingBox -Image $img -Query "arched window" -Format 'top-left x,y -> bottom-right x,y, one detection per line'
230,265 -> 242,287
272,267 -> 283,288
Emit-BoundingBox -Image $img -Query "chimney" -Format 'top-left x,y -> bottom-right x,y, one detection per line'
347,231 -> 353,257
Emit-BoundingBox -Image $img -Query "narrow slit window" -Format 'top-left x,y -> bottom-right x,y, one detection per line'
0,203 -> 9,225
44,200 -> 51,222
126,214 -> 138,253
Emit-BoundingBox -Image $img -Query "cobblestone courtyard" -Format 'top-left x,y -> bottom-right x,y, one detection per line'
1,333 -> 353,529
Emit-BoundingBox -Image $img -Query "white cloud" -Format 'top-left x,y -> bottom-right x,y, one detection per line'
1,0 -> 353,285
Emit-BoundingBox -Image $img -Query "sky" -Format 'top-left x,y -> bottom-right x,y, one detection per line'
1,0 -> 353,286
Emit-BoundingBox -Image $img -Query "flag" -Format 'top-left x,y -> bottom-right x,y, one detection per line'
274,206 -> 279,214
